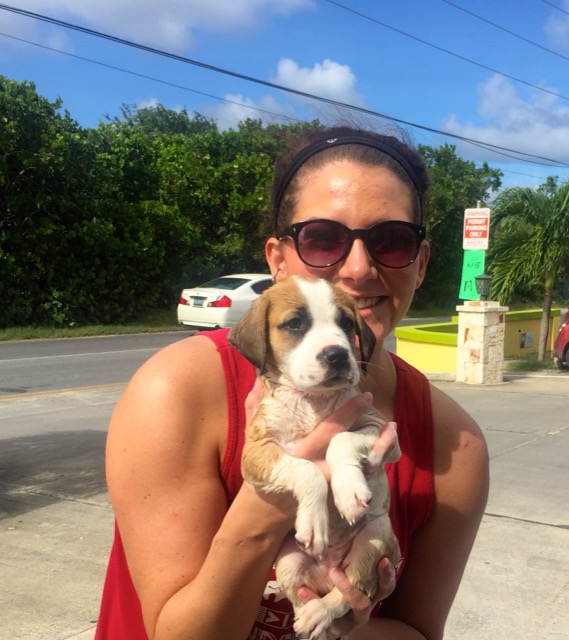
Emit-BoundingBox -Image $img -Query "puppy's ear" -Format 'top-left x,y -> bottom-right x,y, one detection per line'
228,295 -> 269,372
355,312 -> 376,370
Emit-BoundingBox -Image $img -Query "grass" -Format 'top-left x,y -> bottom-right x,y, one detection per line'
2,304 -> 456,342
406,306 -> 455,319
0,308 -> 186,342
505,356 -> 557,372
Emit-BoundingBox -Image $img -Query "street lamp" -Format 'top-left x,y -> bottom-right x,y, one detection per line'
475,273 -> 492,301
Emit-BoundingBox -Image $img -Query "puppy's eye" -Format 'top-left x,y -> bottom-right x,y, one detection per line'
282,317 -> 303,331
339,315 -> 355,333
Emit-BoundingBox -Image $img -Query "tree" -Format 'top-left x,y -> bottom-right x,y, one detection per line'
0,76 -> 97,325
413,144 -> 502,309
116,104 -> 217,136
489,180 -> 569,360
0,81 -> 318,327
153,122 -> 274,286
148,116 -> 320,288
4,79 -> 516,326
0,77 -> 179,326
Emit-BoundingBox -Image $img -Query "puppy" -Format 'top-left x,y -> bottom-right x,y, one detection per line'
228,275 -> 400,640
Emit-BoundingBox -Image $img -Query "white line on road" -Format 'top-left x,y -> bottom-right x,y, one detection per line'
0,348 -> 159,362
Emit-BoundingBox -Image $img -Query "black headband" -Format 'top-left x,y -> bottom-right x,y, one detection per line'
273,134 -> 424,232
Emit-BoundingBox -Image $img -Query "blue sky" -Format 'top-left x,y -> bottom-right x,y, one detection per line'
2,0 -> 569,192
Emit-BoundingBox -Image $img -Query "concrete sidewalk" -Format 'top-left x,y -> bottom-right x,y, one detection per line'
439,373 -> 569,639
1,374 -> 568,639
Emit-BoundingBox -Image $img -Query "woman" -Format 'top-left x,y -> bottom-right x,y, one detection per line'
96,125 -> 489,640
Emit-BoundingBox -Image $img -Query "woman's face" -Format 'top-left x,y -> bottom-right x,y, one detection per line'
266,159 -> 430,346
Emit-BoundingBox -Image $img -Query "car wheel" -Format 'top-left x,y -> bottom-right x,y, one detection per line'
564,346 -> 569,371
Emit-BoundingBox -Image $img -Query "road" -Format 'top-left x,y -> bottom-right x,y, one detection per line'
0,331 -> 190,398
0,317 -> 447,400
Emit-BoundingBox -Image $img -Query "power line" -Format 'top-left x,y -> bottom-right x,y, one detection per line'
0,31 -> 301,125
1,2 -> 569,168
4,29 -> 559,179
501,168 -> 558,180
463,138 -> 560,167
323,0 -> 569,102
1,32 -> 553,185
442,0 -> 569,63
0,42 -> 558,182
542,0 -> 569,17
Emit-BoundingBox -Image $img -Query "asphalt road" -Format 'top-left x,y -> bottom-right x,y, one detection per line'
0,331 -> 191,398
0,317 -> 447,400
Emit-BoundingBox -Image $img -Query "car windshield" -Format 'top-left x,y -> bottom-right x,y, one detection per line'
198,277 -> 252,290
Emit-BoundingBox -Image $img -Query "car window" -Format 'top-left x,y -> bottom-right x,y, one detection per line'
251,279 -> 273,294
199,277 -> 250,290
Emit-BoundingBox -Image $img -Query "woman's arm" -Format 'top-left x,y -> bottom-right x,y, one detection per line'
107,335 -> 293,639
352,384 -> 489,640
106,334 -> 374,640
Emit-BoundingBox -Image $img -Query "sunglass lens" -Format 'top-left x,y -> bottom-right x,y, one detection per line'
297,221 -> 348,266
368,222 -> 419,267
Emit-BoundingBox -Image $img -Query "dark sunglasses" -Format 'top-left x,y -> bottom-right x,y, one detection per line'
279,218 -> 426,269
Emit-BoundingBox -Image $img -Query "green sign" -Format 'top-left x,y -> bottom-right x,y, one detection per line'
459,250 -> 486,301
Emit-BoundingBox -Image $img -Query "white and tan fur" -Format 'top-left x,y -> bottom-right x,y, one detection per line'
228,276 -> 401,640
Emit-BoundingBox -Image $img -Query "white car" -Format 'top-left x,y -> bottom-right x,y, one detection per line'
177,273 -> 273,329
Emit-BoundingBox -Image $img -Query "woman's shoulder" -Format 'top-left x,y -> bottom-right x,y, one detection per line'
429,383 -> 486,450
108,332 -> 230,455
131,331 -> 229,395
390,351 -> 486,460
390,351 -> 488,497
429,383 -> 489,507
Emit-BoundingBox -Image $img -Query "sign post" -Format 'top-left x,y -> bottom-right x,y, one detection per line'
456,206 -> 508,384
459,207 -> 491,301
463,207 -> 490,251
459,249 -> 486,301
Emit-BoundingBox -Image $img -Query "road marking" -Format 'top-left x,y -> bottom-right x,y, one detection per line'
0,383 -> 126,402
0,348 -> 159,362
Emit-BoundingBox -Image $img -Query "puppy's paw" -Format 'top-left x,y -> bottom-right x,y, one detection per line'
331,471 -> 372,525
294,599 -> 333,640
295,510 -> 329,559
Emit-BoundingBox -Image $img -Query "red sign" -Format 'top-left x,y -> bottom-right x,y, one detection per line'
463,208 -> 490,250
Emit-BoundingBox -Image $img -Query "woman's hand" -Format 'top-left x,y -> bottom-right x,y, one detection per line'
293,391 -> 373,460
246,378 -> 375,478
244,376 -> 265,424
296,558 -> 398,639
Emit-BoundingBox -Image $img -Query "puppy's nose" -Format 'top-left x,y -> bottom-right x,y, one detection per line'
319,345 -> 350,369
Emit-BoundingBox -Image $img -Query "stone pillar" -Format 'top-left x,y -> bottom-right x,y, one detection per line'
456,301 -> 509,384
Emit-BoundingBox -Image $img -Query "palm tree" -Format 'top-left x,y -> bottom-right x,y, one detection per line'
489,179 -> 569,360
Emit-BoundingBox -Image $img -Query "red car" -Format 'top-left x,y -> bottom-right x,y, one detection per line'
554,312 -> 569,370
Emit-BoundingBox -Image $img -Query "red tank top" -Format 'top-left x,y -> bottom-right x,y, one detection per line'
95,329 -> 434,639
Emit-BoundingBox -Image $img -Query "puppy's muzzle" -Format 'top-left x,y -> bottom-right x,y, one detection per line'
318,345 -> 350,370
317,345 -> 354,385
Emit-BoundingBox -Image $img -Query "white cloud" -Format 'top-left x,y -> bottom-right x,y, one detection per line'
136,97 -> 161,111
273,58 -> 365,107
442,74 -> 569,166
544,0 -> 569,50
0,0 -> 314,52
201,58 -> 365,130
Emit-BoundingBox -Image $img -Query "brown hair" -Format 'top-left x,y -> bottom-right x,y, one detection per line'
271,125 -> 429,234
